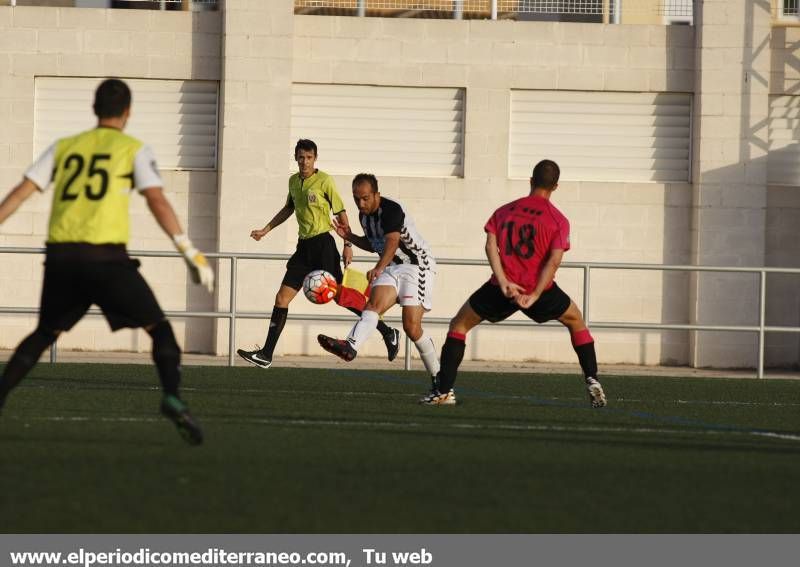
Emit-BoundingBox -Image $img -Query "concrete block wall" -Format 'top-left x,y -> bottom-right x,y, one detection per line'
0,5 -> 221,353
765,25 -> 800,368
2,1 -> 796,370
213,0 -> 296,356
251,15 -> 697,366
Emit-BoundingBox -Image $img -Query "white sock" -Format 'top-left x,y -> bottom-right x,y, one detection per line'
414,332 -> 440,378
347,309 -> 380,352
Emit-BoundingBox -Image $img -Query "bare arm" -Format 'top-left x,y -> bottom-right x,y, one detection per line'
367,232 -> 400,282
0,179 -> 39,226
516,249 -> 564,309
348,234 -> 374,252
251,203 -> 294,241
332,217 -> 373,252
334,210 -> 350,233
143,186 -> 183,236
335,210 -> 354,266
143,186 -> 215,293
485,232 -> 525,298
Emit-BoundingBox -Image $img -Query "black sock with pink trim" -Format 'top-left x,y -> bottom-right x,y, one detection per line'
571,328 -> 598,381
436,331 -> 466,393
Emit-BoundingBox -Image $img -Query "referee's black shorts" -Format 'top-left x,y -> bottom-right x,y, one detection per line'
468,280 -> 572,324
39,244 -> 165,332
282,232 -> 343,290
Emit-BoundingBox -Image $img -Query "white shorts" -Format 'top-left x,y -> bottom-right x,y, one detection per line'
373,263 -> 435,311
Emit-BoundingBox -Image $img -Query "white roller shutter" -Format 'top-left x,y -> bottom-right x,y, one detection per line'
510,90 -> 691,182
291,83 -> 464,177
768,95 -> 800,186
34,77 -> 218,170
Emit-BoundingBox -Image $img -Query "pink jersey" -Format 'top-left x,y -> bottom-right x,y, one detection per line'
484,194 -> 570,294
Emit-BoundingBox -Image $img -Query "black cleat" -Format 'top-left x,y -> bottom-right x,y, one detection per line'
383,327 -> 400,362
317,334 -> 357,362
160,395 -> 204,445
237,348 -> 272,369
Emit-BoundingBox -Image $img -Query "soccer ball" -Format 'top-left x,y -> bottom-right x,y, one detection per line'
303,269 -> 338,305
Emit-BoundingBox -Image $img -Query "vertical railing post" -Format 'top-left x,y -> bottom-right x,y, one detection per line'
49,340 -> 57,363
228,256 -> 238,367
454,0 -> 463,20
491,0 -> 498,20
582,265 -> 591,325
404,335 -> 412,371
758,270 -> 766,379
357,0 -> 366,17
612,0 -> 621,24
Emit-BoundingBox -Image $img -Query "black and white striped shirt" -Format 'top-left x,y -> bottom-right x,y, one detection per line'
360,197 -> 433,267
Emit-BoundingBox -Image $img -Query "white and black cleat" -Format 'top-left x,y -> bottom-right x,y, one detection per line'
586,378 -> 607,408
236,348 -> 272,369
419,388 -> 457,406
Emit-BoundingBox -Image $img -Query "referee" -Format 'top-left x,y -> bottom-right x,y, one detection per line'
0,79 -> 214,445
237,139 -> 400,369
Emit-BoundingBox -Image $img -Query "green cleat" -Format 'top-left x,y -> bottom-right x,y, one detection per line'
160,394 -> 204,445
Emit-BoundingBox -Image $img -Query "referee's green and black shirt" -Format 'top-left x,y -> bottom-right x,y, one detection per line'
286,170 -> 345,240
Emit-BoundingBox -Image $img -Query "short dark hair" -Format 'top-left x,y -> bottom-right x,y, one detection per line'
352,173 -> 378,193
93,79 -> 131,119
531,159 -> 560,189
294,139 -> 318,158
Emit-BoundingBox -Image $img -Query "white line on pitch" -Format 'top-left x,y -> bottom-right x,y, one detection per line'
191,388 -> 800,408
22,385 -> 800,407
11,415 -> 800,442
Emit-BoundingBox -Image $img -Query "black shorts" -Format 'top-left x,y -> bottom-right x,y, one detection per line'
468,280 -> 571,324
40,244 -> 165,332
282,232 -> 343,290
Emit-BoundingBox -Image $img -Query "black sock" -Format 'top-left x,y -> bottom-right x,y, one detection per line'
573,342 -> 598,381
346,306 -> 392,338
262,307 -> 288,359
375,319 -> 392,338
148,320 -> 181,397
0,327 -> 57,405
437,333 -> 466,393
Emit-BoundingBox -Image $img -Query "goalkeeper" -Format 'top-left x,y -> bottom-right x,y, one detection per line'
0,79 -> 212,445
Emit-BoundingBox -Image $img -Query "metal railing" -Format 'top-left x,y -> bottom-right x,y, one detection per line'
294,0 -> 694,23
1,246 -> 799,378
4,0 -> 217,9
0,0 -> 699,22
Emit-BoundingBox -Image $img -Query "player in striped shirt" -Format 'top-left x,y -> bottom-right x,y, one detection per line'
317,174 -> 440,386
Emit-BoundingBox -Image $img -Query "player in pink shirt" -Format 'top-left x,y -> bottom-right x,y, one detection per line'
420,159 -> 606,408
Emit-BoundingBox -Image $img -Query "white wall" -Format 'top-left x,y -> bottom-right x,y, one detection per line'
0,5 -> 221,353
263,16 -> 695,365
2,2 -> 797,370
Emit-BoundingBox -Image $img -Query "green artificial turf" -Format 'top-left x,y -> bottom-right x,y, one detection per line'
2,363 -> 800,533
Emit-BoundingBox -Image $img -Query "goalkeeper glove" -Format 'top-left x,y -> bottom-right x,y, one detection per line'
173,234 -> 214,293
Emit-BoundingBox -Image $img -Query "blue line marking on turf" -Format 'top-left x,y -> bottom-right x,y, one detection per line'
352,370 -> 794,440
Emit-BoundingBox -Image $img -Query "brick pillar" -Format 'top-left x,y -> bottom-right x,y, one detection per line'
689,0 -> 771,368
215,0 -> 294,354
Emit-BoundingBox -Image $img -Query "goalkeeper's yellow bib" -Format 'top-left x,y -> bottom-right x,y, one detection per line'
47,127 -> 143,245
